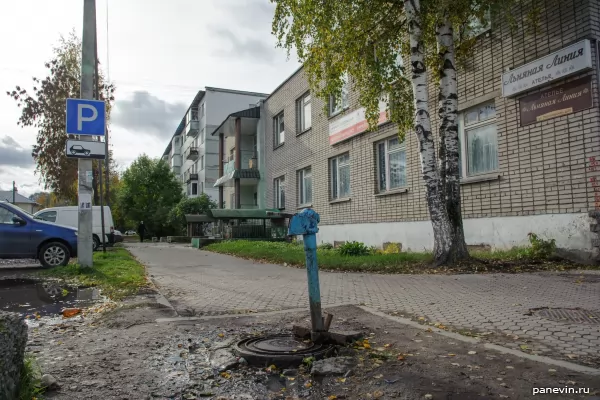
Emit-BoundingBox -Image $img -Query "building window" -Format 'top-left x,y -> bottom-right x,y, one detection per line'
377,137 -> 407,192
296,92 -> 312,132
192,183 -> 198,195
201,182 -> 204,193
200,128 -> 205,144
274,112 -> 285,146
329,73 -> 349,116
274,176 -> 285,209
253,192 -> 258,206
459,102 -> 498,177
200,156 -> 204,170
330,153 -> 350,199
230,192 -> 235,209
200,103 -> 205,119
298,167 -> 312,205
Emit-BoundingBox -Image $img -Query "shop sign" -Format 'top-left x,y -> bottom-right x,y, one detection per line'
502,40 -> 592,97
519,75 -> 593,126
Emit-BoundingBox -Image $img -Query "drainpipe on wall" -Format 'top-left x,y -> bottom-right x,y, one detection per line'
218,133 -> 224,209
234,117 -> 241,209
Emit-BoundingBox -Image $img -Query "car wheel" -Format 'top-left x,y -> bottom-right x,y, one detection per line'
93,235 -> 100,251
85,151 -> 90,156
39,242 -> 70,268
71,150 -> 77,155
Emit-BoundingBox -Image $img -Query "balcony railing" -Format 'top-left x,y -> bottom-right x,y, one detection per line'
185,147 -> 199,160
184,171 -> 199,183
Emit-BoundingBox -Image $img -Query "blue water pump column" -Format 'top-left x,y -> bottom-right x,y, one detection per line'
288,208 -> 325,339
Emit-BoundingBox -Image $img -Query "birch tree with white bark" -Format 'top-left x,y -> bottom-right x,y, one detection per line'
272,0 -> 517,265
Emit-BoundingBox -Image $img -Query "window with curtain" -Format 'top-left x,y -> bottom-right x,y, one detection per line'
329,73 -> 349,116
274,112 -> 285,146
376,137 -> 407,192
274,176 -> 285,209
459,102 -> 498,176
298,167 -> 312,205
330,153 -> 350,199
296,92 -> 312,132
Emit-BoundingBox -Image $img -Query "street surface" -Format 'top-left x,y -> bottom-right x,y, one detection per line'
126,243 -> 600,365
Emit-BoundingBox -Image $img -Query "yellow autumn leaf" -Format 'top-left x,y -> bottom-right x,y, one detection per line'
328,396 -> 337,400
218,333 -> 225,338
288,377 -> 295,381
448,353 -> 456,357
304,381 -> 312,388
363,343 -> 371,349
384,343 -> 392,348
220,372 -> 231,379
338,378 -> 346,383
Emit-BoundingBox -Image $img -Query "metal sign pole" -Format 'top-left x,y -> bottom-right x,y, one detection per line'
77,0 -> 97,267
94,21 -> 106,253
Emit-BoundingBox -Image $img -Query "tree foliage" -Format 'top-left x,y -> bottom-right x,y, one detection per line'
168,194 -> 217,235
117,155 -> 183,238
7,31 -> 115,201
271,0 -> 517,265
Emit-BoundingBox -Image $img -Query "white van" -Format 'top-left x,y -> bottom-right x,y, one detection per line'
34,206 -> 115,251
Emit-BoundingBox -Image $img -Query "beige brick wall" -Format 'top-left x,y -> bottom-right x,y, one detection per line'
265,0 -> 600,227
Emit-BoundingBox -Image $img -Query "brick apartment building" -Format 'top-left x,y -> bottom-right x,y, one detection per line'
262,0 -> 600,260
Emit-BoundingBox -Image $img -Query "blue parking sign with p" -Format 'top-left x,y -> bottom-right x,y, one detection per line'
66,98 -> 106,136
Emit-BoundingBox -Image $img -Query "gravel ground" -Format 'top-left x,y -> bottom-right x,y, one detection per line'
24,300 -> 599,400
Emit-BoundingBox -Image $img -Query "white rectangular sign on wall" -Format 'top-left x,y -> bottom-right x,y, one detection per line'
501,39 -> 593,98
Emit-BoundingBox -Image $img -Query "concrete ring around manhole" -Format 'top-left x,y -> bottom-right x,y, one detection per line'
531,307 -> 600,325
234,334 -> 335,368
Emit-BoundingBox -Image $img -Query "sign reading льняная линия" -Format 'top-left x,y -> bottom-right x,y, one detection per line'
501,40 -> 592,98
519,76 -> 593,126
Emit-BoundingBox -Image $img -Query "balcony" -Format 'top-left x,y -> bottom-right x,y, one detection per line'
185,147 -> 199,160
172,166 -> 181,176
185,108 -> 199,137
184,171 -> 199,183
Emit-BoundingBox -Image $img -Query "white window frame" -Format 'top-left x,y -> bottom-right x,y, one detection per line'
274,176 -> 285,209
376,137 -> 407,193
274,112 -> 285,146
191,182 -> 198,195
298,167 -> 312,206
296,92 -> 312,132
458,101 -> 498,178
329,73 -> 349,116
330,153 -> 351,200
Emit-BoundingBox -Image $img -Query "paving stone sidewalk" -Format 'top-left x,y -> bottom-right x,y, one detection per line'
126,243 -> 600,365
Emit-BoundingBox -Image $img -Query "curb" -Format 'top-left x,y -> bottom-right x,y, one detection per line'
358,306 -> 600,376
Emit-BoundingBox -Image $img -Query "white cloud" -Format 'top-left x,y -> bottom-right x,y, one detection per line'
0,0 -> 301,192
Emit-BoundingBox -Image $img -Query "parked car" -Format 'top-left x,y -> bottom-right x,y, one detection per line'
124,230 -> 136,236
0,201 -> 78,268
113,229 -> 124,243
34,206 -> 115,251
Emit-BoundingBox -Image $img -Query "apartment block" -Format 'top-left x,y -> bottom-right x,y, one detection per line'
263,0 -> 600,260
161,88 -> 268,201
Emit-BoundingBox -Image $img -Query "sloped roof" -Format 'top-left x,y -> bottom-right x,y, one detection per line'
0,191 -> 38,204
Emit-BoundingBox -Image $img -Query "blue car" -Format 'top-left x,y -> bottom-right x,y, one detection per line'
0,201 -> 78,268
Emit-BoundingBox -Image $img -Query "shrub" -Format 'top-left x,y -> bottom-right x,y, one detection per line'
338,241 -> 372,256
318,242 -> 334,250
382,243 -> 401,254
525,232 -> 556,259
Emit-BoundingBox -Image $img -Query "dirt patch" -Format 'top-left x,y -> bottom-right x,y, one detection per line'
24,303 -> 599,399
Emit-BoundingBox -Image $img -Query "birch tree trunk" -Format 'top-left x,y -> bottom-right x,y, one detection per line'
436,18 -> 470,263
405,0 -> 454,264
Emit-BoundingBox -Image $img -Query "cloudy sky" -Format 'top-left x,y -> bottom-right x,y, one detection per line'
0,0 -> 299,197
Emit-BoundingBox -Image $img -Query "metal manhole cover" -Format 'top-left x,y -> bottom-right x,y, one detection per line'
532,308 -> 600,324
235,335 -> 335,368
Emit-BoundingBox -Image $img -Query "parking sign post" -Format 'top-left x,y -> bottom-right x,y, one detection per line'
70,0 -> 100,268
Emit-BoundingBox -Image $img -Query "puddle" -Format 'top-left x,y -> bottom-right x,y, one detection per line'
0,278 -> 102,317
